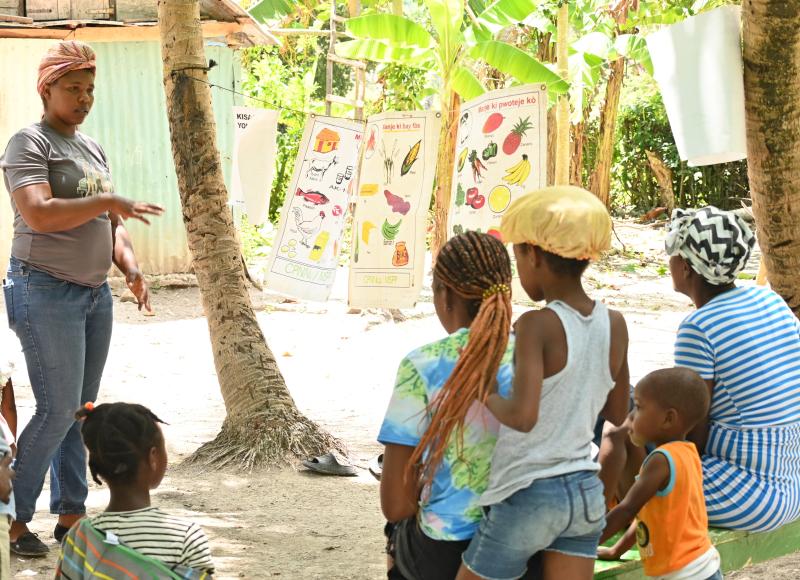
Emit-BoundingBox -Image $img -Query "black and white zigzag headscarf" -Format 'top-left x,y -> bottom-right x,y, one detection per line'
665,207 -> 756,286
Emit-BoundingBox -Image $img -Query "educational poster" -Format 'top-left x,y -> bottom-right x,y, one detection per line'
231,106 -> 279,225
265,116 -> 364,301
447,85 -> 547,301
349,111 -> 441,309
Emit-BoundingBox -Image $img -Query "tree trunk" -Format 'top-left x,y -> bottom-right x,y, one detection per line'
546,107 -> 556,186
742,0 -> 800,314
431,90 -> 460,257
589,57 -> 625,207
158,0 -> 341,467
645,149 -> 675,212
570,121 -> 585,187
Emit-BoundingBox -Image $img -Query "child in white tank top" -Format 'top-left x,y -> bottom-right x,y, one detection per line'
457,187 -> 631,580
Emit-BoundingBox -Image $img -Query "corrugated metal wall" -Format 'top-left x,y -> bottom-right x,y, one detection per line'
0,39 -> 240,275
0,39 -> 53,277
83,41 -> 240,274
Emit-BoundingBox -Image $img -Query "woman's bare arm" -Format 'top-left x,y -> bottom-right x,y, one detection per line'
12,183 -> 163,233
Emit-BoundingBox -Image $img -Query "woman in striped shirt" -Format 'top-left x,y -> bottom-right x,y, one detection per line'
58,402 -> 214,573
667,207 -> 800,532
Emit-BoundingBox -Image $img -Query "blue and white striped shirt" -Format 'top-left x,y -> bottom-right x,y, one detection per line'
675,286 -> 800,428
675,285 -> 800,532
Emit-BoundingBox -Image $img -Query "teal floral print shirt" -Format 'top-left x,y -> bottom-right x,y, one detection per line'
378,328 -> 514,541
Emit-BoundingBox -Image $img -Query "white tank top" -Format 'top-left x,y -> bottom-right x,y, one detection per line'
479,300 -> 615,506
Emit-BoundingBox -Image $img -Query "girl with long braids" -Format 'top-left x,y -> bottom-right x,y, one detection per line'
458,187 -> 630,580
378,231 -> 539,579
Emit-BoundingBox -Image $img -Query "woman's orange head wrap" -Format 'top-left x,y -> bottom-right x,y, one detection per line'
37,41 -> 96,97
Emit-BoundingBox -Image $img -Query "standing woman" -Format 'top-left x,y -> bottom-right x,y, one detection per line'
1,41 -> 163,556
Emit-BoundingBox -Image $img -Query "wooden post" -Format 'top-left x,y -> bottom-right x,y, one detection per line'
555,1 -> 570,186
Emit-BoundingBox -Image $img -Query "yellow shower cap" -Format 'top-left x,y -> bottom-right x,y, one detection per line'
500,186 -> 612,260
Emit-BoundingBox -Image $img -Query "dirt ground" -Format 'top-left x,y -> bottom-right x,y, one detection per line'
1,220 -> 797,579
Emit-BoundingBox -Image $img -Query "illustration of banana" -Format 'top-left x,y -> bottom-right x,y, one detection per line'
382,218 -> 402,241
502,154 -> 531,187
362,221 -> 377,244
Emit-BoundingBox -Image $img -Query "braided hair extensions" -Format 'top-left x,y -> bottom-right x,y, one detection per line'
75,402 -> 165,486
408,231 -> 513,487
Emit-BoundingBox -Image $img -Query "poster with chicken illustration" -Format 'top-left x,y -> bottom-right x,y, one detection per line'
265,115 -> 364,301
349,111 -> 441,309
449,84 -> 547,238
448,85 -> 547,300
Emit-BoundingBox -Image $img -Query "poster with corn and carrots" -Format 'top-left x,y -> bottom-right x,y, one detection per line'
265,115 -> 364,301
349,111 -> 441,309
448,85 -> 547,241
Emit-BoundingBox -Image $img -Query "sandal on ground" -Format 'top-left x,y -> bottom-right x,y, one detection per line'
10,532 -> 49,557
302,452 -> 358,477
368,453 -> 384,481
54,523 -> 70,543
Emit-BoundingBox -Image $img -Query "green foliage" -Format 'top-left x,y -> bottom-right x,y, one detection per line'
583,72 -> 749,214
240,46 -> 316,223
239,3 -> 353,223
239,217 -> 274,262
339,0 -> 567,102
366,63 -> 433,115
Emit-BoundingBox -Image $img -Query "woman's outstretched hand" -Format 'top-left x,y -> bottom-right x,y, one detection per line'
110,195 -> 164,225
126,270 -> 151,312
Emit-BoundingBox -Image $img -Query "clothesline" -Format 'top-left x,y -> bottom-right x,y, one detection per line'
176,73 -> 365,122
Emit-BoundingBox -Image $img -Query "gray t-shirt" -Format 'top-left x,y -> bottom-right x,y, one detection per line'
1,122 -> 113,287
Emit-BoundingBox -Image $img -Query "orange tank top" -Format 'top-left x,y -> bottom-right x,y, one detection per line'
636,441 -> 711,577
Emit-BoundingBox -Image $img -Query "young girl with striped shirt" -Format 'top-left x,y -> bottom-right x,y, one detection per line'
57,402 -> 214,575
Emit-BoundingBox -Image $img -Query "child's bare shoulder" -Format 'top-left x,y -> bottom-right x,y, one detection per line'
607,307 -> 629,344
514,308 -> 562,338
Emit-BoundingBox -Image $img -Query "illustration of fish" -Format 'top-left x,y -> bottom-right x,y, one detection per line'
295,187 -> 330,206
384,189 -> 411,215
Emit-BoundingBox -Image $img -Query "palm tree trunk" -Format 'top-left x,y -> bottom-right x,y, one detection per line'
589,57 -> 625,207
742,0 -> 800,314
158,0 -> 341,467
431,90 -> 460,257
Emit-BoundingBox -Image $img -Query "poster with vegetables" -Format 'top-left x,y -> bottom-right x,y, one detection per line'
349,111 -> 441,308
265,115 -> 364,301
448,85 -> 547,301
449,84 -> 547,237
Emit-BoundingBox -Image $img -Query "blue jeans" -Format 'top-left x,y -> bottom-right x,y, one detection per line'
463,471 -> 605,580
3,258 -> 112,523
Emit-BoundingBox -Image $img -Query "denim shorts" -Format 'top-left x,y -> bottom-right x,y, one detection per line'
463,470 -> 605,580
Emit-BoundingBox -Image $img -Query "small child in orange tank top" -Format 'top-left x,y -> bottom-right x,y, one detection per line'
597,368 -> 722,579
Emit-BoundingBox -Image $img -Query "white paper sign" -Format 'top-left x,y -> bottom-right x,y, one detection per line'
265,116 -> 364,301
647,6 -> 746,166
231,106 -> 279,225
349,111 -> 441,309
